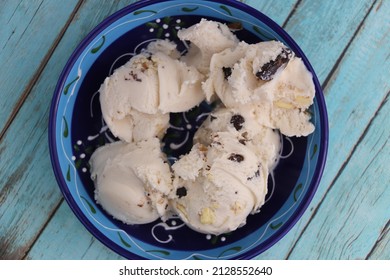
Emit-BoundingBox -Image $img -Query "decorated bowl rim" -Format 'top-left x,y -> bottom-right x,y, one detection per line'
48,0 -> 328,260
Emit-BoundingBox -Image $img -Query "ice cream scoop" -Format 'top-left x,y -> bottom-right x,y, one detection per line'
178,18 -> 239,74
253,57 -> 315,136
203,41 -> 294,105
90,138 -> 173,224
99,52 -> 169,142
171,132 -> 268,235
203,40 -> 315,136
99,39 -> 205,142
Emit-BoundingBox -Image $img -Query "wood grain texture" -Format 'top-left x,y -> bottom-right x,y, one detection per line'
288,92 -> 389,259
287,0 -> 389,259
255,0 -> 386,260
243,0 -> 298,26
23,0 -> 300,260
367,220 -> 390,260
0,0 -> 138,260
282,0 -> 375,83
1,0 -> 388,260
25,202 -> 124,260
0,0 -> 80,136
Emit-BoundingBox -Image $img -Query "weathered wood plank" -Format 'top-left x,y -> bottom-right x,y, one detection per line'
255,0 -> 383,259
243,0 -> 298,26
289,0 -> 389,259
262,0 -> 389,258
283,0 -> 375,83
24,0 -> 299,259
25,202 -> 124,260
367,220 -> 390,260
0,0 -> 80,134
288,92 -> 389,259
0,0 -> 138,259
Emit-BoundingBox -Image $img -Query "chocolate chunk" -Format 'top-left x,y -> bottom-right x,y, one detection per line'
176,187 -> 187,198
222,67 -> 232,80
228,153 -> 244,162
126,71 -> 142,82
256,47 -> 292,81
247,165 -> 261,180
230,114 -> 245,131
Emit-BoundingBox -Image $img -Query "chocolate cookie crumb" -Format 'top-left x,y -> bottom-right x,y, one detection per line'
176,186 -> 187,198
230,114 -> 245,131
222,67 -> 232,80
256,47 -> 292,81
228,153 -> 244,162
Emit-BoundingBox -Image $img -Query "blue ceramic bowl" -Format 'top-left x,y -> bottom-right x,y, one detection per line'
49,0 -> 328,260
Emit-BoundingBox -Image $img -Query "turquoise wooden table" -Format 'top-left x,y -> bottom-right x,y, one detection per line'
0,0 -> 389,260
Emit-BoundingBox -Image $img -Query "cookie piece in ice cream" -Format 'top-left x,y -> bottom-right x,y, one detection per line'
255,47 -> 293,81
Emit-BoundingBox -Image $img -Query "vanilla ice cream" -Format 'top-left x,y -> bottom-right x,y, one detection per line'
90,138 -> 173,224
253,57 -> 315,136
152,51 -> 205,113
171,133 -> 268,235
194,107 -> 281,169
203,40 -> 315,136
99,39 -> 205,142
178,19 -> 239,74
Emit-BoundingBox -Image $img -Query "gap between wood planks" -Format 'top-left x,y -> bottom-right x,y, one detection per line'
321,0 -> 380,92
22,197 -> 64,259
286,90 -> 388,259
282,0 -> 302,27
284,0 -> 382,259
0,0 -> 84,143
2,0 -> 85,260
365,219 -> 390,259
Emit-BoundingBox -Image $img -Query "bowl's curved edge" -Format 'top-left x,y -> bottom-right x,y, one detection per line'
48,0 -> 329,260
